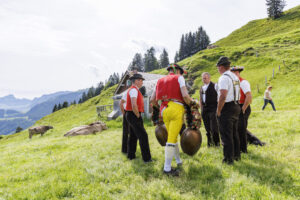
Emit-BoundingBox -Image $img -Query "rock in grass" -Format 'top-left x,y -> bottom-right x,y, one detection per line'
64,121 -> 107,137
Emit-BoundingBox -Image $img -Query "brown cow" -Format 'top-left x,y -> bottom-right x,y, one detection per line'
64,121 -> 107,137
28,125 -> 53,139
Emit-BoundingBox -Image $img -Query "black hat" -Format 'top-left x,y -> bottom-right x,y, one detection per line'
167,63 -> 184,74
129,73 -> 145,80
216,56 -> 231,67
230,66 -> 244,72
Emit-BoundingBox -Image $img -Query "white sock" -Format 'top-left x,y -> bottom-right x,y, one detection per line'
174,143 -> 182,164
164,143 -> 175,172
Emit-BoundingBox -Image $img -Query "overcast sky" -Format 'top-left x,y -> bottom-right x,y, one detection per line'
0,0 -> 299,99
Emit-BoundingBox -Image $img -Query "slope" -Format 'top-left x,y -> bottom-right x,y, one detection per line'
0,5 -> 299,200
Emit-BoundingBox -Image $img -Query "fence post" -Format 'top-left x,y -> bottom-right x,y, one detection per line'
272,68 -> 275,78
265,76 -> 267,86
278,65 -> 280,71
257,84 -> 259,93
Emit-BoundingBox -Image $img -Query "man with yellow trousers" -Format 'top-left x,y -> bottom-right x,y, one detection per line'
151,64 -> 193,176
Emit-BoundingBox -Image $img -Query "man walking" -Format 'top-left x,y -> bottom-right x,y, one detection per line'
216,57 -> 241,165
199,72 -> 220,147
125,73 -> 152,162
151,64 -> 194,176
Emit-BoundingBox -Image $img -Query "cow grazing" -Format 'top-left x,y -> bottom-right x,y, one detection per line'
28,125 -> 53,139
64,121 -> 107,137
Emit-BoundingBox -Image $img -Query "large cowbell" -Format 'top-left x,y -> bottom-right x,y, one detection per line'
180,128 -> 202,156
155,124 -> 168,146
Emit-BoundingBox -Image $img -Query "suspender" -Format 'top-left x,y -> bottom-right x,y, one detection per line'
224,74 -> 240,104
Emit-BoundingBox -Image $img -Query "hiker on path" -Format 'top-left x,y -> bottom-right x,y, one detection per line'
151,64 -> 194,176
125,73 -> 152,162
262,86 -> 276,111
216,57 -> 241,165
199,72 -> 220,147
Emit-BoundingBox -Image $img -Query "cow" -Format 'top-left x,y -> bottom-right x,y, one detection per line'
28,125 -> 53,139
64,121 -> 107,137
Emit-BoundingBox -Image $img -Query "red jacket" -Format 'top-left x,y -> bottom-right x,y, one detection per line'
156,74 -> 184,103
239,77 -> 245,104
126,86 -> 144,112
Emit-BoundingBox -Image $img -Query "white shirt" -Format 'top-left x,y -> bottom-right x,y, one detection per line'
121,91 -> 127,109
178,76 -> 186,88
201,83 -> 209,103
218,71 -> 240,102
129,88 -> 138,98
240,79 -> 251,94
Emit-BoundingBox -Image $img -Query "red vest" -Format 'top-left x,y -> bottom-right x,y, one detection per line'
239,77 -> 245,104
156,74 -> 184,103
126,86 -> 144,112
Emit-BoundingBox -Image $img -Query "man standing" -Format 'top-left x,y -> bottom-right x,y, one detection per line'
119,90 -> 128,154
199,72 -> 220,147
125,73 -> 152,162
216,57 -> 241,165
151,64 -> 194,176
230,66 -> 252,153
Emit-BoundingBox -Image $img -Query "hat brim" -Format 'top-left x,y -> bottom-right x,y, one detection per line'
167,66 -> 184,74
129,77 -> 145,80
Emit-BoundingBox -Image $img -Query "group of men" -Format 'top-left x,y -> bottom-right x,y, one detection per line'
120,56 -> 264,176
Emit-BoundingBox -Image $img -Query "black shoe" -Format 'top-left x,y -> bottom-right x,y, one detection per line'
234,156 -> 241,161
164,168 -> 179,176
144,159 -> 153,163
128,155 -> 136,160
222,158 -> 234,165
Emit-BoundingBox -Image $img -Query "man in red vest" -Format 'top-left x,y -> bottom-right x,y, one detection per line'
151,64 -> 194,176
230,66 -> 252,153
125,73 -> 152,162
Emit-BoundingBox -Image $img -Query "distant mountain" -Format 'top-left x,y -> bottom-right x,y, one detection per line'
0,95 -> 31,112
0,89 -> 87,135
0,91 -> 71,112
26,90 -> 86,121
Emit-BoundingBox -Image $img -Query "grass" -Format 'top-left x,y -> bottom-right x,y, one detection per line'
0,5 -> 300,200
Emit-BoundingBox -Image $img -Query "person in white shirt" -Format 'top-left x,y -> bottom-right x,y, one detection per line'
262,86 -> 276,111
216,56 -> 241,165
199,72 -> 220,147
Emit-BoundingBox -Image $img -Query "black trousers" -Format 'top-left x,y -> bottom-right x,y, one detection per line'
202,108 -> 220,146
121,112 -> 129,153
238,105 -> 251,153
125,111 -> 151,162
218,102 -> 241,162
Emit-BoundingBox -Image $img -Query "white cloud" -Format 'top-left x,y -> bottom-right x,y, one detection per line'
0,0 -> 299,98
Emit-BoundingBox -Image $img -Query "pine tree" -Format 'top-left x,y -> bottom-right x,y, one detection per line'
81,92 -> 87,102
58,103 -> 62,110
174,51 -> 179,63
52,104 -> 58,113
87,87 -> 95,99
266,0 -> 286,19
159,48 -> 170,69
62,101 -> 69,108
144,47 -> 159,72
78,98 -> 82,104
15,126 -> 23,133
128,53 -> 144,72
178,35 -> 186,60
95,81 -> 104,96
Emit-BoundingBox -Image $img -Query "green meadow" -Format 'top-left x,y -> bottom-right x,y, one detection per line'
0,5 -> 299,200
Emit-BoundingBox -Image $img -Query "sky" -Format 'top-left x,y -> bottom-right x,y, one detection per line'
0,0 -> 299,99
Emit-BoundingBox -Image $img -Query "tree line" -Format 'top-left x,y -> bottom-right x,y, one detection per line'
127,48 -> 170,72
266,0 -> 286,19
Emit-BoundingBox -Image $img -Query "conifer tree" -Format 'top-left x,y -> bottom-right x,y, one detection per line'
58,103 -> 62,110
15,126 -> 23,133
62,101 -> 69,108
128,53 -> 144,72
87,87 -> 95,99
144,47 -> 159,72
52,104 -> 58,113
174,51 -> 179,63
95,81 -> 104,96
266,0 -> 286,19
159,48 -> 170,69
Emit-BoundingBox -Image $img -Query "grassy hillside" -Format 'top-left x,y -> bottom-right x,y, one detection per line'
0,5 -> 300,200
